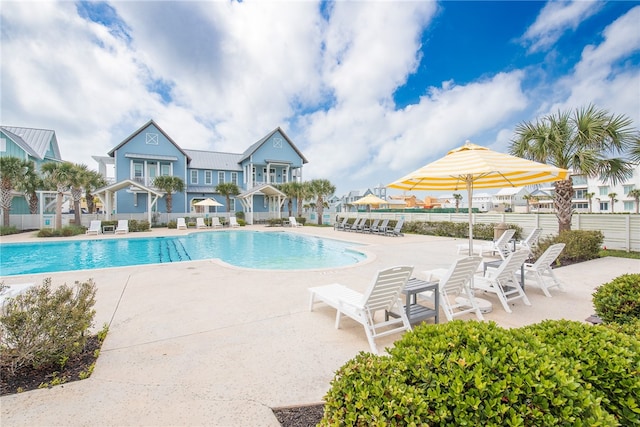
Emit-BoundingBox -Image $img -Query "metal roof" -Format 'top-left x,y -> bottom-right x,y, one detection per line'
183,149 -> 243,171
1,126 -> 61,160
240,127 -> 308,164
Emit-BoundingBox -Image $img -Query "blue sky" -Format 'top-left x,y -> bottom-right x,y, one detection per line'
1,1 -> 639,197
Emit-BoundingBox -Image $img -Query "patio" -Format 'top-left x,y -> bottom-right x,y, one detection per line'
0,226 -> 637,426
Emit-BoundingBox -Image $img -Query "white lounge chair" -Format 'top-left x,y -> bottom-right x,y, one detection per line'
457,228 -> 515,258
196,218 -> 208,229
289,216 -> 303,227
177,218 -> 188,230
371,219 -> 389,234
334,217 -> 348,230
524,243 -> 566,297
211,217 -> 223,228
473,249 -> 531,313
115,220 -> 129,234
419,256 -> 484,322
363,219 -> 379,233
229,216 -> 240,227
309,265 -> 414,354
86,220 -> 102,235
386,219 -> 405,236
516,228 -> 542,253
347,218 -> 365,232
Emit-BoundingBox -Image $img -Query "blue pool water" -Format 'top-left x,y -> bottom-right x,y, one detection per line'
0,231 -> 366,276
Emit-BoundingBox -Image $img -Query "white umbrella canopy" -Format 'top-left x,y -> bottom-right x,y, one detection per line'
352,194 -> 388,206
387,141 -> 569,254
194,198 -> 223,207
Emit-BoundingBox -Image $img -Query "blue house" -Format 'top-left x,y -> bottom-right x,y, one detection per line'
94,120 -> 308,224
0,126 -> 63,214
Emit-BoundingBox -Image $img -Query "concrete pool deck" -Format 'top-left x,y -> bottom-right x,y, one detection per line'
1,225 -> 638,426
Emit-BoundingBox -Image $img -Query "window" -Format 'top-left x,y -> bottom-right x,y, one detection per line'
231,172 -> 238,185
599,201 -> 609,211
623,201 -> 635,212
572,202 -> 588,210
133,163 -> 144,183
160,163 -> 171,176
574,189 -> 587,199
218,172 -> 225,184
205,170 -> 213,185
229,199 -> 236,212
599,186 -> 609,196
0,138 -> 6,152
623,184 -> 635,195
190,170 -> 198,184
572,175 -> 588,186
146,133 -> 159,145
251,167 -> 256,184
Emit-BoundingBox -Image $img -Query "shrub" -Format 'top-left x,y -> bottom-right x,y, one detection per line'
37,225 -> 86,238
521,320 -> 640,426
592,273 -> 640,325
0,278 -> 97,375
603,319 -> 640,341
533,230 -> 604,264
167,220 -> 177,229
128,220 -> 150,232
0,226 -> 19,236
235,211 -> 245,220
321,321 -> 615,426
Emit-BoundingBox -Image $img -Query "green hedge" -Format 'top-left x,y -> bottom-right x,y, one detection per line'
592,274 -> 640,325
321,320 -> 639,426
533,230 -> 604,264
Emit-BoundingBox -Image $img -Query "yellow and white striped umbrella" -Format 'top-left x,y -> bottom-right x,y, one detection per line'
352,194 -> 388,206
387,141 -> 569,254
387,141 -> 569,191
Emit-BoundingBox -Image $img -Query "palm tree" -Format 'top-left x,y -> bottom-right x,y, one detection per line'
0,156 -> 28,227
308,179 -> 336,225
585,192 -> 595,213
453,193 -> 462,213
296,181 -> 312,217
42,161 -> 75,229
84,170 -> 107,213
153,175 -> 185,214
277,182 -> 297,217
511,104 -> 638,232
608,192 -> 618,213
628,189 -> 640,214
17,160 -> 42,214
215,182 -> 240,214
69,164 -> 91,226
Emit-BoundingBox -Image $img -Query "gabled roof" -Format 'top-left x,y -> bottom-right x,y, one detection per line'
1,126 -> 62,160
237,184 -> 286,199
108,119 -> 192,163
183,149 -> 243,171
240,127 -> 308,164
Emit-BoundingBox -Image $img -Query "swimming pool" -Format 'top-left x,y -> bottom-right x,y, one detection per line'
0,231 -> 366,276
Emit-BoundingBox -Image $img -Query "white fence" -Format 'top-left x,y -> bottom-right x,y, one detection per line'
5,212 -> 640,252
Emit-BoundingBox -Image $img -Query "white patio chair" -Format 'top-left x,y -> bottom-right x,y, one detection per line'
115,220 -> 129,234
196,218 -> 208,229
229,217 -> 240,227
418,256 -> 484,322
309,265 -> 414,354
524,243 -> 566,297
176,218 -> 188,230
211,217 -> 223,228
477,228 -> 516,260
473,249 -> 531,313
516,228 -> 542,253
289,217 -> 303,227
86,220 -> 102,235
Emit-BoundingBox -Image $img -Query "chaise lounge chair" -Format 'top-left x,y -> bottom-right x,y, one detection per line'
523,243 -> 565,297
516,228 -> 542,253
115,220 -> 129,234
371,219 -> 389,234
196,218 -> 208,229
289,217 -> 303,227
386,219 -> 405,236
473,249 -> 531,313
309,265 -> 414,354
362,219 -> 379,233
458,228 -> 515,259
419,256 -> 484,322
177,218 -> 188,230
86,220 -> 102,235
211,217 -> 223,228
334,217 -> 348,231
229,216 -> 240,227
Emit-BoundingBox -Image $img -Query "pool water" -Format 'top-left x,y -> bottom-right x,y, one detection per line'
0,231 -> 366,276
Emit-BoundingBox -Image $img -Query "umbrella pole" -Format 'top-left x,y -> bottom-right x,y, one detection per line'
467,178 -> 473,256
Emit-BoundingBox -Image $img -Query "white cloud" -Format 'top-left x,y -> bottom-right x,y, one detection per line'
521,0 -> 603,53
